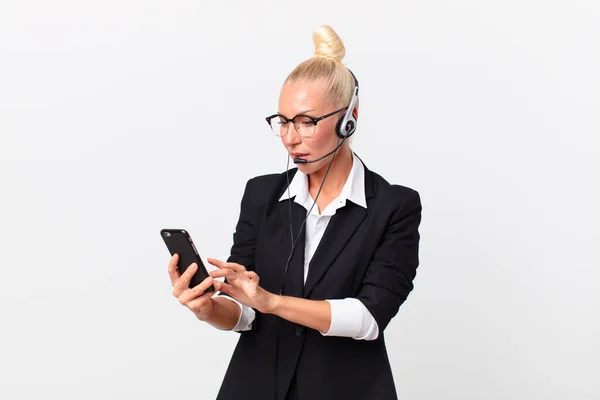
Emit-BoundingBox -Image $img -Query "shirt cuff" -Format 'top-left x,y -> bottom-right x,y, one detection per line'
322,298 -> 379,340
217,294 -> 256,331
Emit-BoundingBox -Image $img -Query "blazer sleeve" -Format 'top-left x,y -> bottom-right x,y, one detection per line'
215,178 -> 261,330
357,189 -> 422,337
226,177 -> 260,270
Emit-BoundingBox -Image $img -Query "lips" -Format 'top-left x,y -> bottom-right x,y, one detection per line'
292,153 -> 308,158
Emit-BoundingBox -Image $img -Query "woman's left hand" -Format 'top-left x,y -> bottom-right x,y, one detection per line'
207,258 -> 277,314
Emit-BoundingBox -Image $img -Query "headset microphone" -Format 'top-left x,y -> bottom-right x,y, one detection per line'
293,139 -> 345,164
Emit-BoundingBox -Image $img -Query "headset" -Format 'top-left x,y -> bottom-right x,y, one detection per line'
273,69 -> 359,400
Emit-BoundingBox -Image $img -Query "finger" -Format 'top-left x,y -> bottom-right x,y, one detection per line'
180,276 -> 214,303
173,263 -> 197,296
207,258 -> 224,268
207,258 -> 247,273
213,280 -> 233,295
213,261 -> 246,273
184,290 -> 217,314
167,254 -> 180,286
209,269 -> 238,280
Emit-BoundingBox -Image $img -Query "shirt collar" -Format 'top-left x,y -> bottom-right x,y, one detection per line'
279,151 -> 367,209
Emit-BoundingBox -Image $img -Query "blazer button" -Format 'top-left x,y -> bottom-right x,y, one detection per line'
295,326 -> 304,337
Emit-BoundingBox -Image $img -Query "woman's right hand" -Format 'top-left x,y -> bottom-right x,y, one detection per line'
168,254 -> 216,321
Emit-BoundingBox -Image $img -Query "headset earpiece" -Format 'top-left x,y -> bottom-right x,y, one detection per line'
336,70 -> 359,139
335,117 -> 355,139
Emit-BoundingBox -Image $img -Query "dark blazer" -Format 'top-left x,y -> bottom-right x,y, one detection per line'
216,159 -> 422,400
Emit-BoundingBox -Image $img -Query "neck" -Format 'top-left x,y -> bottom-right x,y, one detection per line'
307,145 -> 353,197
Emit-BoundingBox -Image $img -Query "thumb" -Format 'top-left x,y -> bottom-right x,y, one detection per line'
214,280 -> 228,294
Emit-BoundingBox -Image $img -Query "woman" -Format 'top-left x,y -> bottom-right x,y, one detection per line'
168,25 -> 422,400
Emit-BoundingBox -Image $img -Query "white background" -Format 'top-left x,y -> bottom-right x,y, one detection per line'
1,1 -> 599,399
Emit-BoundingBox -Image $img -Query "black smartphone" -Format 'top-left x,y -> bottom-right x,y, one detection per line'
161,229 -> 214,292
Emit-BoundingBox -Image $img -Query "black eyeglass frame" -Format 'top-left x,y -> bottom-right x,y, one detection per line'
265,107 -> 347,137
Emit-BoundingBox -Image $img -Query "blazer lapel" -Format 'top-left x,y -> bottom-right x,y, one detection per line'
303,202 -> 367,298
303,164 -> 375,298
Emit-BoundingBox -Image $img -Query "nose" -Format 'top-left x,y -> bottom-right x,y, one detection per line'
281,124 -> 302,147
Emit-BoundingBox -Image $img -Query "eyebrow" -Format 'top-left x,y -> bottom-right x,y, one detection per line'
277,109 -> 316,116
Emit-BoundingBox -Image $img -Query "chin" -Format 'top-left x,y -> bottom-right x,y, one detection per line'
294,163 -> 312,173
295,161 -> 327,174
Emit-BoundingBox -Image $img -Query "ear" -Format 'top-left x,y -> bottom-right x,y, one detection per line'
352,107 -> 359,120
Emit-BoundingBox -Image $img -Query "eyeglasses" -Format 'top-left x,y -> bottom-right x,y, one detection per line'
265,107 -> 347,137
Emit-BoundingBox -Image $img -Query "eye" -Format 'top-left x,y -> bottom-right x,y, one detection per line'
296,116 -> 314,127
270,117 -> 286,126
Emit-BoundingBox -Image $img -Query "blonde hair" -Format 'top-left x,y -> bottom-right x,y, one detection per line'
284,25 -> 357,110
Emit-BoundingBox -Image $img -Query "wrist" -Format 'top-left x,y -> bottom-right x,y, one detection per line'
194,297 -> 216,321
201,296 -> 227,322
203,296 -> 239,330
261,291 -> 281,315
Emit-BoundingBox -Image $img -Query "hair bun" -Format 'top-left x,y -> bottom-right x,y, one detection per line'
313,25 -> 345,62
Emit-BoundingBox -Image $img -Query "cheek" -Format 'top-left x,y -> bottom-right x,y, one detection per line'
313,125 -> 338,147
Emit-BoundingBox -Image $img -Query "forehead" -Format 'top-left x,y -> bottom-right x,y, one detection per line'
278,79 -> 330,115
